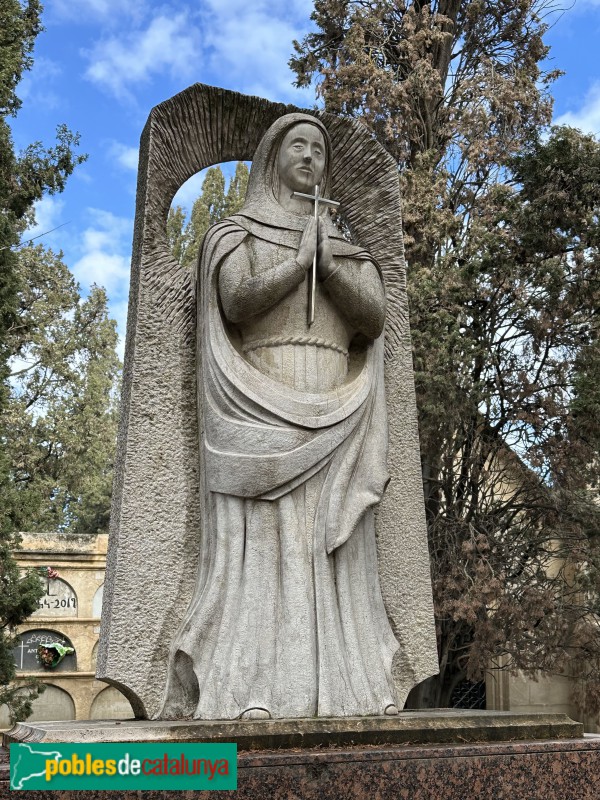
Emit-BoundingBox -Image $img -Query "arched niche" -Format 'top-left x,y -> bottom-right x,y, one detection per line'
90,686 -> 134,720
27,684 -> 76,722
0,684 -> 76,726
13,629 -> 77,672
92,584 -> 103,618
33,576 -> 78,618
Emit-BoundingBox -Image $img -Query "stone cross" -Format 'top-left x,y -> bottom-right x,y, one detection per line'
293,184 -> 340,325
15,639 -> 27,670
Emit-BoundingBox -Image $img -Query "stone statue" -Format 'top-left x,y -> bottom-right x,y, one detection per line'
98,85 -> 438,721
161,114 -> 399,719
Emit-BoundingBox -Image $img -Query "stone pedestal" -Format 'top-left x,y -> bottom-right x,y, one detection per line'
4,712 -> 599,799
1,710 -> 584,747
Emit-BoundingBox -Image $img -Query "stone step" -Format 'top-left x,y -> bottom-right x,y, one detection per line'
3,710 -> 584,749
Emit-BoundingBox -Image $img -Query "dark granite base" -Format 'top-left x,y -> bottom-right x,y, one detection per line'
3,736 -> 600,799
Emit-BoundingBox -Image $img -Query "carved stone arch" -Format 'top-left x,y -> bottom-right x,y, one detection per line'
0,683 -> 75,726
26,684 -> 76,722
133,84 -> 407,349
98,84 -> 436,719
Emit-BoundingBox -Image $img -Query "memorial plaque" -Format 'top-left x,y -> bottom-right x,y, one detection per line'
13,629 -> 77,672
33,577 -> 78,618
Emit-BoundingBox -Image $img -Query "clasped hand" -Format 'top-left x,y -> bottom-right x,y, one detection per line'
297,218 -> 333,279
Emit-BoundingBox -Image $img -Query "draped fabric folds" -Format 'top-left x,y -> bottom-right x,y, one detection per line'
160,114 -> 400,719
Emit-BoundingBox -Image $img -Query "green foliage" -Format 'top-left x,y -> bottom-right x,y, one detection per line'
0,0 -> 42,117
224,161 -> 249,216
571,341 -> 600,485
168,163 -> 249,268
0,1 -> 88,724
0,0 -> 86,403
200,166 -> 227,224
167,205 -> 187,265
6,245 -> 121,534
181,197 -> 210,269
10,123 -> 86,219
0,243 -> 120,721
292,0 -> 600,709
0,539 -> 45,724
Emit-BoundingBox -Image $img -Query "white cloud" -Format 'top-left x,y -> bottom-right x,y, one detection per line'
72,209 -> 132,296
201,4 -> 316,104
65,209 -> 133,357
23,197 -> 66,247
80,1 -> 315,106
555,82 -> 600,136
74,250 -> 130,290
109,142 -> 139,171
17,56 -> 62,110
84,12 -> 201,100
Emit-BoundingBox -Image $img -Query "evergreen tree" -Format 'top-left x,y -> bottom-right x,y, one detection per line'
169,163 -> 249,269
200,166 -> 227,225
0,552 -> 46,723
0,0 -> 86,723
6,245 -> 121,534
180,196 -> 210,269
292,1 -> 600,709
224,161 -> 250,216
166,205 -> 187,266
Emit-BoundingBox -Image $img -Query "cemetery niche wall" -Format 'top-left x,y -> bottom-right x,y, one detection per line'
0,532 -> 133,726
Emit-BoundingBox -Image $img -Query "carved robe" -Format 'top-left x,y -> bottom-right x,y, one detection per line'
161,115 -> 400,719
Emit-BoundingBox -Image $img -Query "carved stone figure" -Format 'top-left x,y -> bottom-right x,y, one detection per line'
161,114 -> 399,719
97,85 -> 438,722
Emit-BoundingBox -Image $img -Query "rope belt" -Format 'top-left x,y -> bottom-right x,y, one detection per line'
242,336 -> 349,358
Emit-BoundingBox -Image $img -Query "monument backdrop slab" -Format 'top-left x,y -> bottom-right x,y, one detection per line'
98,83 -> 438,719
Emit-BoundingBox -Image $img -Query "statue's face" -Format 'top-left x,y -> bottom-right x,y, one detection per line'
277,123 -> 326,195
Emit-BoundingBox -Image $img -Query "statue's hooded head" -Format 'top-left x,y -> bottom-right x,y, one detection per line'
241,113 -> 333,221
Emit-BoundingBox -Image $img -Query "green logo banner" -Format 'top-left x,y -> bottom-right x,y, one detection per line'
10,742 -> 237,791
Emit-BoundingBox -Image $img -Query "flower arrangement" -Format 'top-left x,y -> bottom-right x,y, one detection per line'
35,566 -> 60,580
37,643 -> 74,669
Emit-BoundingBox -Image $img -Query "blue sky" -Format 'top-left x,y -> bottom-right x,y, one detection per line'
10,0 -> 600,356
